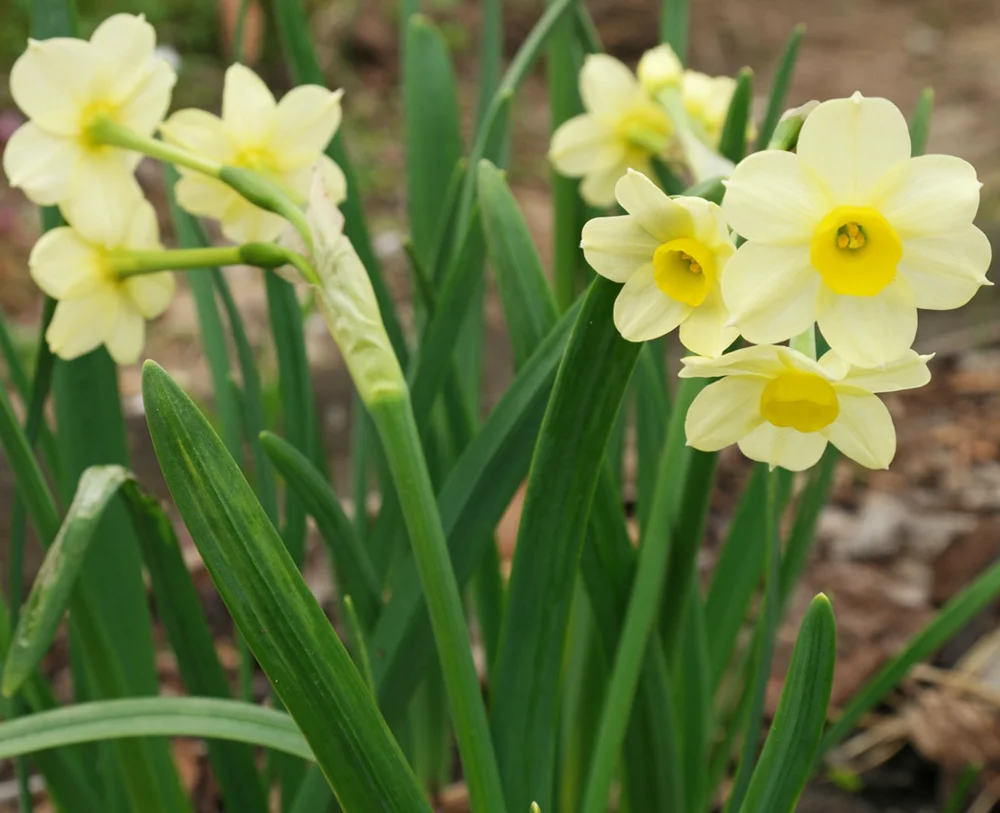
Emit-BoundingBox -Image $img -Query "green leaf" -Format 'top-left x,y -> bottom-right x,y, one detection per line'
474,0 -> 504,129
478,160 -> 560,366
142,362 -> 432,812
0,698 -> 312,761
757,24 -> 805,149
660,0 -> 690,64
492,277 -> 641,813
718,68 -> 754,163
821,555 -> 1000,753
404,15 -> 464,266
260,431 -> 382,629
742,595 -> 837,813
909,87 -> 934,157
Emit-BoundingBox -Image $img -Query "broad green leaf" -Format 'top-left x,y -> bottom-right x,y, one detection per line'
492,277 -> 641,813
719,68 -> 755,163
757,25 -> 805,149
143,362 -> 431,812
909,87 -> 934,157
742,594 -> 836,813
634,344 -> 669,534
0,698 -> 312,761
475,0 -> 504,129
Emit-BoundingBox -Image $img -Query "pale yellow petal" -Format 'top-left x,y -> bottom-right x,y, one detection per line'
222,63 -> 277,142
678,285 -> 739,357
581,214 -> 660,283
822,348 -> 931,394
161,109 -> 233,162
284,155 -> 347,208
721,150 -> 829,244
2,123 -> 78,204
685,376 -> 767,451
738,423 -> 827,471
615,169 -> 693,242
579,54 -> 642,119
549,115 -> 620,177
898,225 -> 991,310
46,289 -> 117,361
122,200 -> 162,250
60,154 -> 144,247
125,272 -> 175,319
580,159 -> 630,209
10,38 -> 99,135
613,263 -> 691,341
272,86 -> 343,171
638,45 -> 682,94
796,94 -> 910,205
90,13 -> 157,101
679,344 -> 794,380
872,155 -> 981,237
822,390 -> 895,469
816,276 -> 917,368
173,172 -> 241,226
219,194 -> 287,244
673,195 -> 732,251
29,227 -> 104,299
722,242 -> 819,344
103,303 -> 146,365
116,58 -> 176,137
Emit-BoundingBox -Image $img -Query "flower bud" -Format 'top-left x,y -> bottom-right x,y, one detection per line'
768,100 -> 820,150
638,44 -> 682,95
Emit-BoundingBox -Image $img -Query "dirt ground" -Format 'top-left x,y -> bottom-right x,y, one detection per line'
1,0 -> 1000,810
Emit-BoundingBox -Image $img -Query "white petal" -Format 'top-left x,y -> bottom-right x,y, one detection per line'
873,155 -> 982,237
272,86 -> 343,171
685,376 -> 766,451
104,304 -> 146,364
680,344 -> 812,380
722,242 -> 820,344
579,54 -> 642,119
613,263 -> 691,341
796,94 -> 910,205
580,159 -> 631,209
284,154 -> 346,208
674,195 -> 732,250
90,14 -> 159,103
898,225 -> 992,310
823,389 -> 895,469
160,109 -> 234,162
581,215 -> 660,283
29,227 -> 104,299
2,123 -> 78,204
549,115 -> 620,177
219,195 -> 287,244
222,63 -> 277,142
615,169 -> 693,242
678,285 -> 739,357
46,289 -> 118,361
816,276 -> 917,368
174,172 -> 240,226
116,59 -> 176,137
10,38 -> 99,135
125,272 -> 175,319
821,348 -> 931,393
123,200 -> 162,250
721,150 -> 829,244
739,423 -> 828,471
60,153 -> 144,247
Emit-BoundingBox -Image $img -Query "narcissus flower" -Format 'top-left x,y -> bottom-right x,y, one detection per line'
3,14 -> 176,240
681,344 -> 931,471
581,169 -> 737,355
550,54 -> 673,208
722,93 -> 991,367
30,197 -> 175,364
162,63 -> 346,243
681,71 -> 738,147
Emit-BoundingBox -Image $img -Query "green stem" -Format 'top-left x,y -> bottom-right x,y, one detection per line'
111,245 -> 321,286
368,393 -> 505,813
89,117 -> 222,177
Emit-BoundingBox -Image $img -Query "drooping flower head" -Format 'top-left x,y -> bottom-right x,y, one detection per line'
722,93 -> 991,367
31,196 -> 176,365
681,344 -> 931,471
3,14 -> 176,239
549,54 -> 673,208
581,169 -> 737,356
161,63 -> 346,243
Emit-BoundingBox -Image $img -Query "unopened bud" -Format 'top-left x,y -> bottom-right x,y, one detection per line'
768,100 -> 820,150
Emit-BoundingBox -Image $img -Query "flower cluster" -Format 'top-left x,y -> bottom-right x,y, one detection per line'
574,84 -> 991,471
3,14 -> 345,363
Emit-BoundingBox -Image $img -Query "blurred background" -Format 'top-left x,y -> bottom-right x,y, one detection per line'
1,0 -> 999,810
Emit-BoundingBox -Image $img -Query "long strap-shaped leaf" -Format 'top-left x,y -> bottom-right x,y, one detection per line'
142,362 -> 431,813
491,277 -> 640,813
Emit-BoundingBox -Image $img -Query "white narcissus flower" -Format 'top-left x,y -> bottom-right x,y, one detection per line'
681,344 -> 931,471
581,169 -> 738,356
722,93 -> 992,368
3,14 -> 176,240
681,70 -> 738,147
549,54 -> 673,208
161,63 -> 346,243
31,198 -> 175,365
